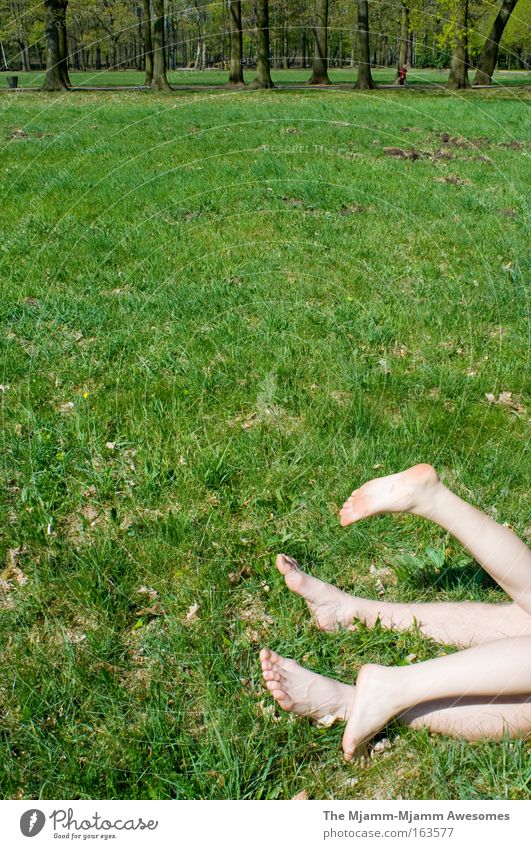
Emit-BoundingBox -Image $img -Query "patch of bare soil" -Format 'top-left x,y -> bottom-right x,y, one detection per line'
499,140 -> 526,150
435,174 -> 471,186
340,204 -> 367,215
384,147 -> 428,160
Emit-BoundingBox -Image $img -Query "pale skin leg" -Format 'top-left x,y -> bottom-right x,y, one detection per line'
259,645 -> 531,755
340,463 -> 531,617
342,636 -> 531,760
260,464 -> 531,755
277,463 -> 531,647
277,553 -> 531,648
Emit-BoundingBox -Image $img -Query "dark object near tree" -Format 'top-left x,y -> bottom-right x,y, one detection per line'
151,0 -> 171,90
446,0 -> 470,89
308,0 -> 331,85
228,1 -> 245,84
7,76 -> 18,88
396,65 -> 408,85
143,0 -> 154,86
252,0 -> 274,88
42,1 -> 71,91
355,1 -> 375,89
474,0 -> 519,85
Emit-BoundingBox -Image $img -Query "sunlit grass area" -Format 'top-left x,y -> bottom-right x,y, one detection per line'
0,86 -> 529,799
2,67 -> 531,89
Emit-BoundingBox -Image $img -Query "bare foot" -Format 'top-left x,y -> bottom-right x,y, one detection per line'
276,554 -> 361,631
342,663 -> 403,761
339,463 -> 440,527
259,648 -> 355,725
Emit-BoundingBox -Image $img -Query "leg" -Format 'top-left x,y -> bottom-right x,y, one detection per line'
402,694 -> 531,740
340,464 -> 531,617
259,643 -> 531,754
276,554 -> 531,648
343,635 -> 531,760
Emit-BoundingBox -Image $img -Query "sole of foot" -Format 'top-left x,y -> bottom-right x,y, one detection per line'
339,463 -> 440,527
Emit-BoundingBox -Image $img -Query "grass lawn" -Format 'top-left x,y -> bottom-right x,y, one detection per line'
0,84 -> 529,800
2,67 -> 531,89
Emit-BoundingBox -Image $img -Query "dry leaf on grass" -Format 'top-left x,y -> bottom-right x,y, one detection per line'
138,585 -> 158,600
292,789 -> 309,800
137,603 -> 164,619
1,548 -> 28,588
371,738 -> 392,756
485,392 -> 525,415
257,700 -> 282,722
184,602 -> 200,624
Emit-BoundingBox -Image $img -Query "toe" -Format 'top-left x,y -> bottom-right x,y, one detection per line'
263,670 -> 280,682
276,554 -> 301,578
260,648 -> 271,663
276,554 -> 291,575
271,688 -> 289,703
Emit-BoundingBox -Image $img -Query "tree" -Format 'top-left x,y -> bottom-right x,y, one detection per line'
252,0 -> 274,87
151,0 -> 170,89
355,0 -> 374,88
142,0 -> 154,84
192,0 -> 208,70
446,0 -> 470,88
474,0 -> 519,84
0,0 -> 36,71
228,0 -> 244,84
42,0 -> 70,90
398,2 -> 410,68
308,0 -> 331,84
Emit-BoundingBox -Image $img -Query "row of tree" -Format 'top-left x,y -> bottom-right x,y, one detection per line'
1,1 -> 528,91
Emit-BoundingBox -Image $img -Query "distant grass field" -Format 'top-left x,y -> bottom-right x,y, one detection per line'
0,85 -> 529,800
2,67 -> 531,89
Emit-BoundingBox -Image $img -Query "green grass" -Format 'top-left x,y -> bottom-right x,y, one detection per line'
2,67 -> 531,89
0,85 -> 529,800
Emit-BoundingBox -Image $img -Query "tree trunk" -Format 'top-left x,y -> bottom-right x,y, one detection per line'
151,0 -> 171,89
42,1 -> 69,91
474,0 -> 519,85
446,0 -> 470,89
21,43 -> 31,72
135,8 -> 143,70
308,0 -> 331,84
252,0 -> 274,87
57,4 -> 71,86
398,4 -> 409,68
228,1 -> 244,83
355,0 -> 374,88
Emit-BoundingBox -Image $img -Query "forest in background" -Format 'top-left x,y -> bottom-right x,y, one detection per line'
1,0 -> 530,79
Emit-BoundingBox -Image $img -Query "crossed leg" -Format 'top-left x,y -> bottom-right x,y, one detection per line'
260,464 -> 531,758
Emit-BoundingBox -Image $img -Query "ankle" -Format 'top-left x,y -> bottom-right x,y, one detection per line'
410,476 -> 445,519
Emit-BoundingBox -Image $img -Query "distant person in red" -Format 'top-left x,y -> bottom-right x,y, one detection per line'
396,65 -> 407,85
